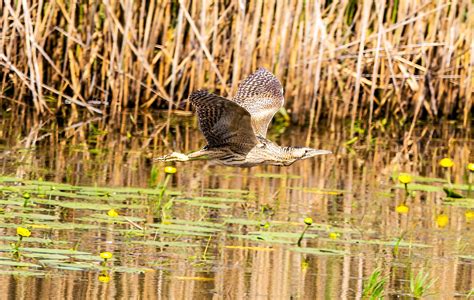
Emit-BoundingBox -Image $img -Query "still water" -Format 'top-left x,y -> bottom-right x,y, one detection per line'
0,113 -> 473,299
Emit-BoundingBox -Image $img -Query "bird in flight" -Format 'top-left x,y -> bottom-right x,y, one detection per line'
157,68 -> 331,167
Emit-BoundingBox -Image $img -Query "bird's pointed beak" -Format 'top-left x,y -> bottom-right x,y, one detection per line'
304,149 -> 332,158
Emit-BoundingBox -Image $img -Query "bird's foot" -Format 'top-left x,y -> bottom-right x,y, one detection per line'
155,152 -> 190,162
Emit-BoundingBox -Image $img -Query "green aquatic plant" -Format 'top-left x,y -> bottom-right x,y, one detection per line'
12,227 -> 31,260
1,168 -> 470,293
148,166 -> 159,187
107,209 -> 119,217
439,158 -> 454,169
392,231 -> 407,257
164,166 -> 177,175
96,252 -> 119,282
157,166 -> 177,209
258,204 -> 274,232
22,192 -> 31,207
362,268 -> 386,299
100,251 -> 113,268
290,247 -> 347,256
328,232 -> 340,240
442,187 -> 464,199
260,221 -> 270,230
297,217 -> 313,247
396,173 -> 412,214
410,269 -> 436,298
439,158 -> 464,198
161,198 -> 174,223
398,173 -> 412,197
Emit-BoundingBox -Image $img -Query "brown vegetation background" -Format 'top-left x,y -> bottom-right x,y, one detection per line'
0,0 -> 472,129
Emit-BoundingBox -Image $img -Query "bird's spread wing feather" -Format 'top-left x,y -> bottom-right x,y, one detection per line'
232,68 -> 284,137
189,90 -> 258,155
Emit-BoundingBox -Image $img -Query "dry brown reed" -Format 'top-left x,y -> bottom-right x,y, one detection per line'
0,0 -> 472,130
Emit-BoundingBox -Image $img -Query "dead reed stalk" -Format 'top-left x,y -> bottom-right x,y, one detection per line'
0,0 -> 471,130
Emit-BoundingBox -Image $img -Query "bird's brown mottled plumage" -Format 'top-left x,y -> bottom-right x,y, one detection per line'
157,68 -> 331,167
232,68 -> 284,137
189,90 -> 258,155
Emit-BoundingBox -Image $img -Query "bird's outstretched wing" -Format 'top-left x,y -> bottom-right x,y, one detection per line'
232,68 -> 284,137
189,90 -> 258,155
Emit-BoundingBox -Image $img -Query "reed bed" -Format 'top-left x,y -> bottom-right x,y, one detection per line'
0,0 -> 472,130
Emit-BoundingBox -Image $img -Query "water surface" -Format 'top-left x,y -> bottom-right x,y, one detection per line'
0,114 -> 473,299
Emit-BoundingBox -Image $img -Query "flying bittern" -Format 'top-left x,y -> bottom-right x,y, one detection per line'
157,68 -> 331,167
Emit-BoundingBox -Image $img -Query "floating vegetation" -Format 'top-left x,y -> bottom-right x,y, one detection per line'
289,186 -> 347,195
0,128 -> 473,300
1,175 -> 362,277
289,247 -> 347,256
393,169 -> 471,203
224,245 -> 274,252
297,217 -> 313,247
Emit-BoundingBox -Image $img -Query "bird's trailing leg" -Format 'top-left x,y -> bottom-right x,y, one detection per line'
155,152 -> 190,162
155,149 -> 210,162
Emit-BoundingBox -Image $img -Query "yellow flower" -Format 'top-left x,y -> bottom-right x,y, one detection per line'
100,251 -> 113,259
329,232 -> 340,240
98,274 -> 111,283
467,163 -> 474,172
465,211 -> 474,222
107,209 -> 119,217
22,192 -> 31,199
304,217 -> 313,226
16,227 -> 31,237
436,214 -> 449,228
439,158 -> 454,168
260,221 -> 270,229
396,204 -> 409,214
164,166 -> 177,174
398,173 -> 412,184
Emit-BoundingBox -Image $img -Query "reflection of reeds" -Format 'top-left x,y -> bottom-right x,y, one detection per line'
0,1 -> 471,127
0,117 -> 473,298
